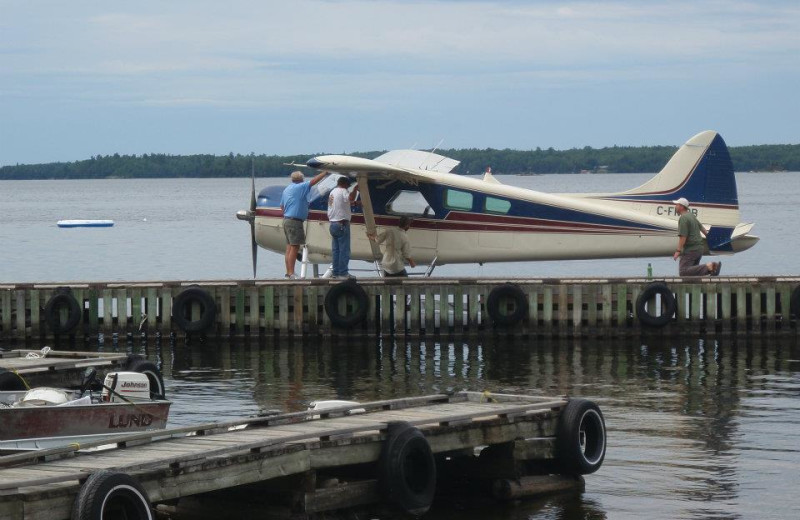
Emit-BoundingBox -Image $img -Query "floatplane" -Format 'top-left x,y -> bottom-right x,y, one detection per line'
237,131 -> 758,277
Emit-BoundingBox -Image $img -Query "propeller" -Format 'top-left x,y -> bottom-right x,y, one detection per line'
235,162 -> 259,278
250,161 -> 258,278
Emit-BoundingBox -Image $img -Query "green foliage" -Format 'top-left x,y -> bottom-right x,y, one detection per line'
2,144 -> 799,179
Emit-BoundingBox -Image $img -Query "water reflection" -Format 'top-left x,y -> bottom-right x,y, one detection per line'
90,334 -> 800,519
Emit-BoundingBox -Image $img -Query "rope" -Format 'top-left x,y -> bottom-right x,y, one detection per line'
24,346 -> 51,359
11,369 -> 31,391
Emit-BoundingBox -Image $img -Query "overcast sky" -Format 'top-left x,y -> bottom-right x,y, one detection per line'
1,0 -> 798,166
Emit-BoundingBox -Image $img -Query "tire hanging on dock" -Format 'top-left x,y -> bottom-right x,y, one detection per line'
0,368 -> 27,391
555,399 -> 606,475
635,282 -> 676,327
378,421 -> 437,516
71,470 -> 153,520
125,356 -> 166,399
486,283 -> 529,326
172,286 -> 217,334
43,287 -> 82,335
324,280 -> 369,328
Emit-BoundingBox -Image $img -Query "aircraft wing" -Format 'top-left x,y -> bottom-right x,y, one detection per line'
306,150 -> 459,185
373,150 -> 460,173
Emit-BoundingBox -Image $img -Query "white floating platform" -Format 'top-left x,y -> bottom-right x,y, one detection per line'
57,220 -> 114,228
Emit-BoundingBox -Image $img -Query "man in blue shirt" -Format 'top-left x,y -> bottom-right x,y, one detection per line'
280,170 -> 328,278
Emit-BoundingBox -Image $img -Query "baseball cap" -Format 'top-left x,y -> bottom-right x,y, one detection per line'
672,197 -> 690,207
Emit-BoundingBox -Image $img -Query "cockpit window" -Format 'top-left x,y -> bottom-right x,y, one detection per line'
257,186 -> 285,208
386,190 -> 435,217
444,189 -> 473,211
485,196 -> 511,215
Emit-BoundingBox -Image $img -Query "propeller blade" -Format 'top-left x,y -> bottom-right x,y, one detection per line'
250,160 -> 257,278
250,161 -> 256,213
251,222 -> 258,278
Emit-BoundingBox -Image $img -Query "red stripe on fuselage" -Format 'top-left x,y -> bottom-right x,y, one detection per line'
255,208 -> 670,235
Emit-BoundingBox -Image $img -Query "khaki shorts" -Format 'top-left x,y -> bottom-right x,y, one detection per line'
283,219 -> 306,245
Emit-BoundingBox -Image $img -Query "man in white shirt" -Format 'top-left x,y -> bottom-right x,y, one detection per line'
327,176 -> 359,278
370,217 -> 416,277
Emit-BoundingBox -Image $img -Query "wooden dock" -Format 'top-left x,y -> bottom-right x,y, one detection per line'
0,392 -> 604,519
0,350 -> 130,389
1,277 -> 799,340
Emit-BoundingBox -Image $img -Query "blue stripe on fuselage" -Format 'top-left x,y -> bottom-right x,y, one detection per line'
309,180 -> 666,232
262,178 -> 668,232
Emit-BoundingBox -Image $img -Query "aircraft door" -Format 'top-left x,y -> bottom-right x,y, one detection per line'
384,189 -> 438,264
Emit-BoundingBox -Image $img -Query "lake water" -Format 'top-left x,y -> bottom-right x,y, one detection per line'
0,172 -> 796,282
2,174 -> 799,519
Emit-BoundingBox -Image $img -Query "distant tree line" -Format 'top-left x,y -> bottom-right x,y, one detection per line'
1,144 -> 798,180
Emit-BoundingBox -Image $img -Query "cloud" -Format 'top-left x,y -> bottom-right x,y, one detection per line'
1,0 -> 799,164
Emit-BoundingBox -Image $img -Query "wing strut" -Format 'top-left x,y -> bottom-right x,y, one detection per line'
356,174 -> 383,270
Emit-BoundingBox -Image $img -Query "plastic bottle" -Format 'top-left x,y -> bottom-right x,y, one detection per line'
647,263 -> 653,280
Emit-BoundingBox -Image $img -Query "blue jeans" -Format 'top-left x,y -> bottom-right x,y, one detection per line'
329,221 -> 351,276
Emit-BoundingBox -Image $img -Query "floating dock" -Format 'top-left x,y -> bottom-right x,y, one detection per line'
1,277 -> 799,340
0,392 -> 602,519
56,220 -> 114,228
0,350 -> 130,388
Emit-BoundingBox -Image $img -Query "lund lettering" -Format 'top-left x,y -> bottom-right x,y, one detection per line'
108,413 -> 155,428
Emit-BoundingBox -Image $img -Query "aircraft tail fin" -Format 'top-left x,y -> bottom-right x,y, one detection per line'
618,130 -> 739,209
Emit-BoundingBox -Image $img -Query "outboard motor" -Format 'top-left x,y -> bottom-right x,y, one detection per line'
102,372 -> 151,403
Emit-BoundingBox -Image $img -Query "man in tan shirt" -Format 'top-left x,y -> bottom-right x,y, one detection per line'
370,217 -> 416,277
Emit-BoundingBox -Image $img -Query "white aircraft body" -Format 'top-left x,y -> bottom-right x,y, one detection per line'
237,131 -> 758,276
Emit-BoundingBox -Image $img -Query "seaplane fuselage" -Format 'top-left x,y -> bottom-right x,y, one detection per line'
240,131 -> 758,272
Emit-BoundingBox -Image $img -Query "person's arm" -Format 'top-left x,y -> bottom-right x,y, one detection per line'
349,184 -> 361,207
309,170 -> 328,187
401,235 -> 415,267
673,236 -> 687,260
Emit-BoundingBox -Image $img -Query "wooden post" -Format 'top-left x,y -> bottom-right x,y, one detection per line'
293,285 -> 304,335
1,289 -> 12,338
765,283 -> 776,335
720,284 -> 732,335
15,289 -> 25,339
615,284 -> 627,331
752,283 -> 762,333
30,289 -> 41,340
736,284 -> 747,334
543,286 -> 553,334
263,285 -> 275,335
249,286 -> 261,334
307,284 -> 318,334
115,288 -> 128,331
425,286 -> 438,336
572,284 -> 584,334
452,285 -> 464,334
408,285 -> 421,336
380,285 -> 392,335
